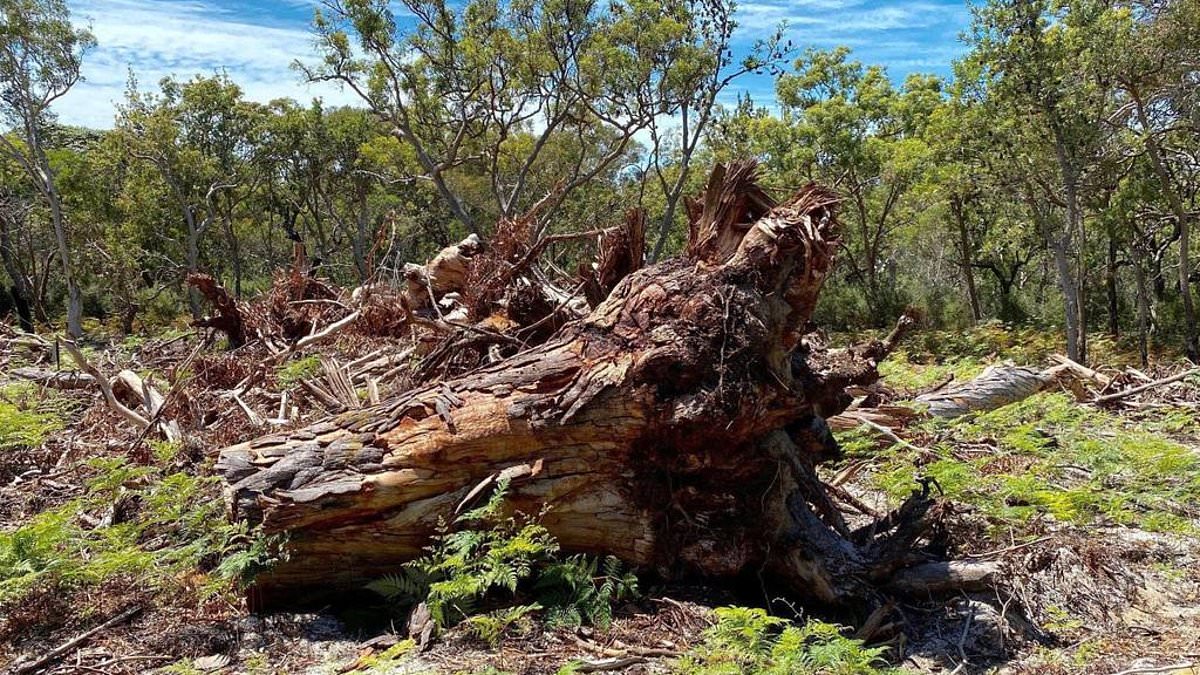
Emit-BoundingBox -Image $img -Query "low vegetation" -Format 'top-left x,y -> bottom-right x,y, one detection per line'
674,607 -> 895,675
3,323 -> 1199,673
368,478 -> 640,645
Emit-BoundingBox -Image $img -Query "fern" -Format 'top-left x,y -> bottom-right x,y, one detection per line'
674,607 -> 897,675
365,570 -> 427,602
465,603 -> 541,646
537,555 -> 638,629
367,479 -> 641,643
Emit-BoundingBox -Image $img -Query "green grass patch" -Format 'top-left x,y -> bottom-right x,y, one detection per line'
0,399 -> 61,452
860,392 -> 1200,535
276,354 -> 322,388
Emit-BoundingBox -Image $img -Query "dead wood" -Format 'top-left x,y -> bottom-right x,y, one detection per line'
10,605 -> 142,675
1091,367 -> 1200,404
187,273 -> 247,347
61,340 -> 150,430
215,162 -> 962,610
886,560 -> 1001,596
11,366 -> 96,389
113,369 -> 182,443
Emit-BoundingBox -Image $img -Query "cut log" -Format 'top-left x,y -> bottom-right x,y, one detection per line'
217,163 -> 946,608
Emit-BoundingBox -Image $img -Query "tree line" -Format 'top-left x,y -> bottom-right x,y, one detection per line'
1,0 -> 1197,365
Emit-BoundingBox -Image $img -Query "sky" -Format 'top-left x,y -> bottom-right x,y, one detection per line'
55,0 -> 975,129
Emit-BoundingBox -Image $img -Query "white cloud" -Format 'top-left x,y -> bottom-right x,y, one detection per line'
729,0 -> 969,83
55,0 -> 361,128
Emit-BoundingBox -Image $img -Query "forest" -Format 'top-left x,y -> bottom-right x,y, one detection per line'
2,0 -> 1200,673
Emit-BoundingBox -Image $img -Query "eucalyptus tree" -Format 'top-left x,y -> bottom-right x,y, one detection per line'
770,48 -> 939,323
303,0 -> 729,238
0,0 -> 94,336
968,0 -> 1123,362
0,156 -> 36,331
643,0 -> 790,261
115,74 -> 257,315
1103,0 -> 1200,361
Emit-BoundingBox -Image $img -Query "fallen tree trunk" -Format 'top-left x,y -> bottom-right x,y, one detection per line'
218,163 -> 949,608
11,366 -> 96,389
913,356 -> 1110,418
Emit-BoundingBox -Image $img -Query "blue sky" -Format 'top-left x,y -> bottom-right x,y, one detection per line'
56,0 -> 975,129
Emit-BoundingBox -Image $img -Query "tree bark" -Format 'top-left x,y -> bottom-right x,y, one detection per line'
1106,233 -> 1120,337
951,197 -> 982,323
1132,243 -> 1152,367
1129,84 -> 1198,362
218,163 -> 947,608
0,196 -> 35,333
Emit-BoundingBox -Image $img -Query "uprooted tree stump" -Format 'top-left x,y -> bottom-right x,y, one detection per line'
217,162 -> 963,610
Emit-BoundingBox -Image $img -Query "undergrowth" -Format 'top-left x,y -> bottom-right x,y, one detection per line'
367,478 -> 638,646
0,382 -> 69,452
876,322 -> 1159,395
276,354 -> 322,387
0,454 -> 284,616
852,325 -> 1200,538
673,606 -> 898,674
865,392 -> 1200,535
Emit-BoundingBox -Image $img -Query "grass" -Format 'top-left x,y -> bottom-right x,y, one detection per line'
849,326 -> 1200,537
874,321 -> 1170,396
866,395 -> 1200,534
276,354 -> 322,387
0,383 -> 67,452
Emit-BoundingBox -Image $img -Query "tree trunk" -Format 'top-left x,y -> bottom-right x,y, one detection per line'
218,163 -> 946,609
352,187 -> 370,283
46,183 -> 81,338
1106,234 -> 1119,337
951,197 -> 982,323
224,207 -> 243,298
1132,242 -> 1153,367
0,202 -> 35,333
1051,236 -> 1082,362
185,208 -> 203,321
1130,84 -> 1198,362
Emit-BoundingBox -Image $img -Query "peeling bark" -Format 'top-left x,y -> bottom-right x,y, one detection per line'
218,163 -> 951,608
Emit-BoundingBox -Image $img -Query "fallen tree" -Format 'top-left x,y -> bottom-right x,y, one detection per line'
217,162 -> 955,609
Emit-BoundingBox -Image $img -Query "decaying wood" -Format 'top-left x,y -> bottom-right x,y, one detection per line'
113,369 -> 182,443
12,366 -> 96,389
216,162 -> 961,608
886,560 -> 1001,596
188,272 -> 247,347
912,355 -> 1115,419
1091,367 -> 1200,404
915,364 -> 1056,418
61,340 -> 151,430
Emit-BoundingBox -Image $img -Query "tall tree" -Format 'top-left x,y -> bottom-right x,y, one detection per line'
0,0 -> 94,336
644,0 -> 789,261
1107,0 -> 1200,361
303,0 -> 722,238
115,74 -> 253,318
969,0 -> 1118,362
